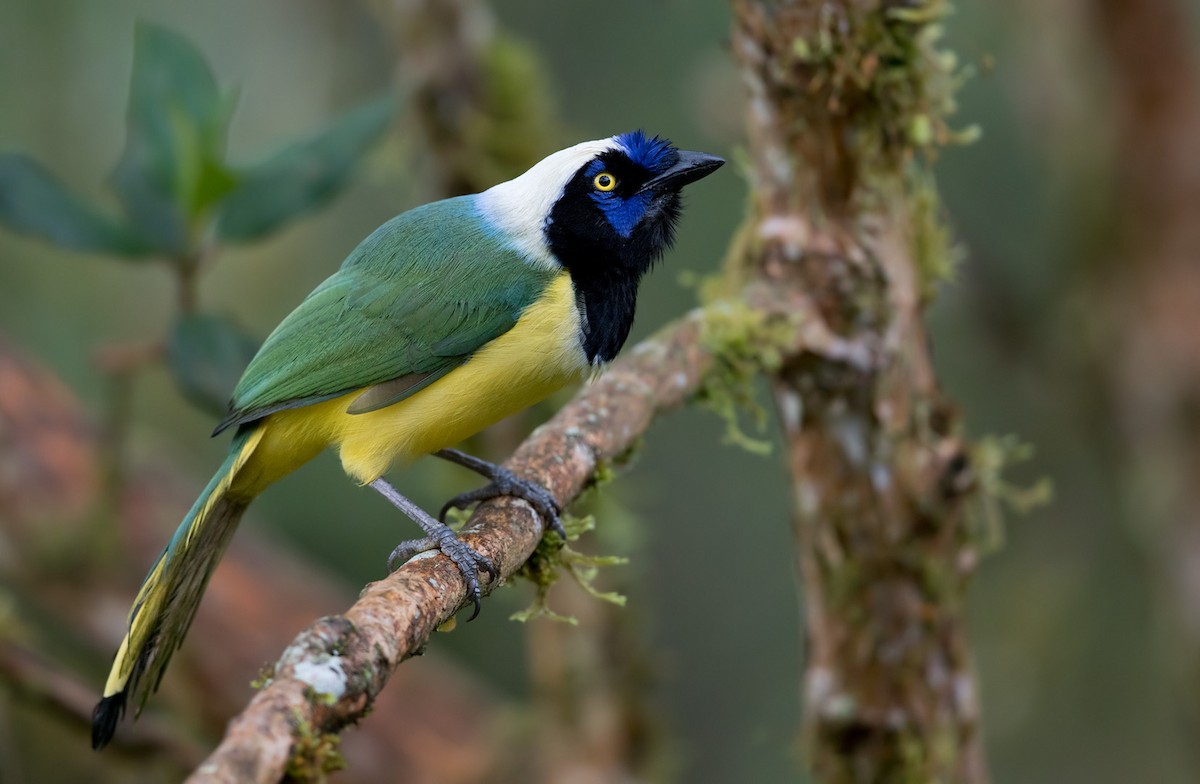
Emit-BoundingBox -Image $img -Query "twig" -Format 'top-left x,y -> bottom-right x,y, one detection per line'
91,339 -> 166,538
186,283 -> 818,783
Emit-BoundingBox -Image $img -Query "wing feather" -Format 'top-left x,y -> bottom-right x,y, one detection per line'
214,197 -> 556,433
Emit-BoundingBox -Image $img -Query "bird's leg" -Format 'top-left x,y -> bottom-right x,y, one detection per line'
369,477 -> 497,620
434,448 -> 566,541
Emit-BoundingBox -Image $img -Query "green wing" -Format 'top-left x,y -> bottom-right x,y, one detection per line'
214,196 -> 556,434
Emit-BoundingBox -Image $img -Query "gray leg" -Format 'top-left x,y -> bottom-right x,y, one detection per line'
433,448 -> 566,540
369,477 -> 497,620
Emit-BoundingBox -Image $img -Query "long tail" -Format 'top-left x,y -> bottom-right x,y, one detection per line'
92,425 -> 264,749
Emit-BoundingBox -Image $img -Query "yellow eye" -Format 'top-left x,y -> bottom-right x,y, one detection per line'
593,172 -> 617,191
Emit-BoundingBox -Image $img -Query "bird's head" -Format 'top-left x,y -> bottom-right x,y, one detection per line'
477,131 -> 724,278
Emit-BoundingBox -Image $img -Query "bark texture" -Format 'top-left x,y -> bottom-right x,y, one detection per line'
731,1 -> 987,782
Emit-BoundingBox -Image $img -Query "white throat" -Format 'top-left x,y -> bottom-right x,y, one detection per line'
475,137 -> 619,270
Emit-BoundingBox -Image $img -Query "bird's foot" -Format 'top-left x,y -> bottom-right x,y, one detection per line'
370,477 -> 497,620
435,450 -> 565,541
386,528 -> 498,620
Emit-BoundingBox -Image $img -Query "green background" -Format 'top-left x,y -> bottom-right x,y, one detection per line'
1,1 -> 1196,781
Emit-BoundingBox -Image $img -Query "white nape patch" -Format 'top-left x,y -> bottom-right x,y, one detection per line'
476,137 -> 619,270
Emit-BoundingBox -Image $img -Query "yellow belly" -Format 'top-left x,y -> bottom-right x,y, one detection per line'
229,272 -> 588,493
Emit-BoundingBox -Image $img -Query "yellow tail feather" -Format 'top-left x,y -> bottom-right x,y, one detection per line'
92,426 -> 264,749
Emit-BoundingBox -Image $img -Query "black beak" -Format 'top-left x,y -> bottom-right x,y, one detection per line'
636,150 -> 725,194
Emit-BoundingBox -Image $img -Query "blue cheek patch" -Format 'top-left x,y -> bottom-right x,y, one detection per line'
593,191 -> 649,237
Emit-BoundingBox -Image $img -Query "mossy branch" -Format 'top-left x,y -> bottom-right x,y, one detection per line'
732,1 -> 991,781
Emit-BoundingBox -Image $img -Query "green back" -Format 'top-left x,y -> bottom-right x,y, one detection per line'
216,196 -> 556,432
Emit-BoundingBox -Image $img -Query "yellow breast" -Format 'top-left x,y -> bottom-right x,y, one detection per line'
237,272 -> 588,489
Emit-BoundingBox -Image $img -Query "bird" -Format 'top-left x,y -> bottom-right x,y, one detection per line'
91,130 -> 723,749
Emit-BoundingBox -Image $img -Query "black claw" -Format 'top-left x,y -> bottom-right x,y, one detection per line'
479,554 -> 499,582
438,486 -> 494,523
547,513 -> 567,542
387,536 -> 437,572
431,530 -> 496,622
440,467 -> 565,541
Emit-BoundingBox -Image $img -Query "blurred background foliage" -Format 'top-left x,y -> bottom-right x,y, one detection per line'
0,0 -> 1198,782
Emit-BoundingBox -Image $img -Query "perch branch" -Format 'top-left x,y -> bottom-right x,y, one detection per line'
187,282 -> 822,783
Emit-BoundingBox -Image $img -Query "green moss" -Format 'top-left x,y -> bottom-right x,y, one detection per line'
915,548 -> 962,606
594,442 -> 641,485
250,662 -> 275,691
285,711 -> 346,783
507,440 -> 648,623
676,269 -> 728,305
968,434 -> 1053,552
823,550 -> 865,611
759,2 -> 980,339
510,512 -> 628,625
351,662 -> 375,697
693,300 -> 799,455
302,685 -> 338,708
793,2 -> 976,162
591,459 -> 619,489
909,170 -> 964,301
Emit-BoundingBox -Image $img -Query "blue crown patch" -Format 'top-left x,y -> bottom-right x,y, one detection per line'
615,130 -> 678,174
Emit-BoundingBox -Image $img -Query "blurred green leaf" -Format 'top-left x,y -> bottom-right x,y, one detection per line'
216,96 -> 395,242
110,22 -> 239,254
0,154 -> 151,256
167,313 -> 259,415
109,152 -> 188,255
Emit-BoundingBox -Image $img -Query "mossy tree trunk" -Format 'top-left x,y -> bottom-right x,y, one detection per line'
730,2 -> 988,781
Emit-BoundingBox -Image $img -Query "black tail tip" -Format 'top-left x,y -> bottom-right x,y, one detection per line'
91,692 -> 126,751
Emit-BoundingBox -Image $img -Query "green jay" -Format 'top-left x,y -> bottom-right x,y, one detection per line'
93,130 -> 723,748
